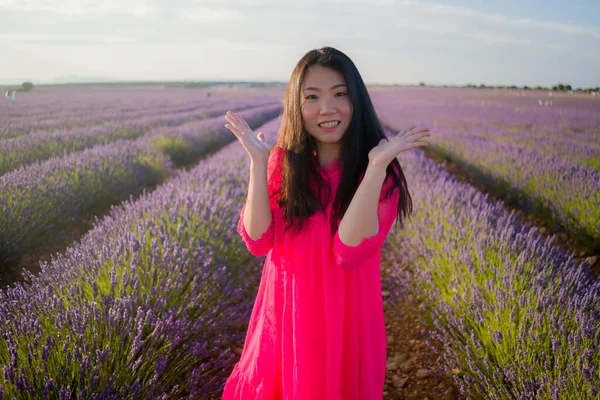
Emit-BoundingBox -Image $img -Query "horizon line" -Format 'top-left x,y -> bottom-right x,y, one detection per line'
1,80 -> 598,90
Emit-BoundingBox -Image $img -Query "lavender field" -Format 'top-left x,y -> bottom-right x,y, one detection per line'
0,86 -> 598,399
371,87 -> 600,253
0,86 -> 282,287
386,147 -> 600,399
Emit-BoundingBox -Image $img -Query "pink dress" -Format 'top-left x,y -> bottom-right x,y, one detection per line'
222,148 -> 400,400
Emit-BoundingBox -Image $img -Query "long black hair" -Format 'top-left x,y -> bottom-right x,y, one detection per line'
273,46 -> 413,236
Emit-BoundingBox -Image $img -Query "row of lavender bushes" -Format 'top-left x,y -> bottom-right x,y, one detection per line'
2,98 -> 226,133
1,99 -> 211,138
373,92 -> 600,251
2,96 -> 279,141
0,87 -> 195,120
0,99 -> 275,176
385,147 -> 600,399
1,90 -> 187,121
0,104 -> 281,263
370,88 -> 600,145
421,129 -> 599,248
460,121 -> 600,173
0,117 -> 282,399
1,87 -> 281,138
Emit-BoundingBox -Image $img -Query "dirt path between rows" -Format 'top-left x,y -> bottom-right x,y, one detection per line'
380,258 -> 461,400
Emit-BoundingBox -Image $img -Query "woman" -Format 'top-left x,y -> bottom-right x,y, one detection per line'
222,46 -> 430,399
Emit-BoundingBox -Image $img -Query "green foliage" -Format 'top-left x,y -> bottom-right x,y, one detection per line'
20,82 -> 34,92
551,83 -> 572,91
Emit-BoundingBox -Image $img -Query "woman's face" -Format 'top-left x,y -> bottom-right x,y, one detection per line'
300,65 -> 353,151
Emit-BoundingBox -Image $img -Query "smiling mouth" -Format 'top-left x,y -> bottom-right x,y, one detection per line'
318,121 -> 340,128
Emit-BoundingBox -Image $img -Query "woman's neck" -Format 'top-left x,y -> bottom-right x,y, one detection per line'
315,143 -> 340,167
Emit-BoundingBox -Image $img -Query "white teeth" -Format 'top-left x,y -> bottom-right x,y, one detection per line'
319,121 -> 340,128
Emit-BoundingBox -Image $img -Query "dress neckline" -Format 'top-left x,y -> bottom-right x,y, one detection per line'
316,157 -> 340,175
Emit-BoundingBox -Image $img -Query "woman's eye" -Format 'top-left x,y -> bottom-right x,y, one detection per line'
335,92 -> 347,97
306,95 -> 317,100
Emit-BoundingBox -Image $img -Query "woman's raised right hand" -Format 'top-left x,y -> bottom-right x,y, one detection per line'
225,111 -> 270,166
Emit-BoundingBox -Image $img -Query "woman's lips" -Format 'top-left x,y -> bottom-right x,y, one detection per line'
318,121 -> 340,128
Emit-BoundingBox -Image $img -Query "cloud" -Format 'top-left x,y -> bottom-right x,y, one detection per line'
0,32 -> 136,44
0,0 -> 597,86
2,0 -> 598,40
0,0 -> 156,16
514,18 -> 600,38
417,2 -> 600,39
169,7 -> 245,22
467,32 -> 535,46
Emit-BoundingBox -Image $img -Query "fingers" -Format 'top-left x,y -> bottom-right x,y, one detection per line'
224,123 -> 244,139
224,112 -> 242,131
398,125 -> 430,141
406,131 -> 430,141
225,112 -> 251,139
399,124 -> 417,135
225,111 -> 251,132
399,125 -> 429,135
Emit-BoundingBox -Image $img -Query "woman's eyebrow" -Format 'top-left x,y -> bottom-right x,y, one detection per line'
303,84 -> 347,91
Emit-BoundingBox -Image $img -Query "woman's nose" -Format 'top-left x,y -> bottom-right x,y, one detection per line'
319,99 -> 335,114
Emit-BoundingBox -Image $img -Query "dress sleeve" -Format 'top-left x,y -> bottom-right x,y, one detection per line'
332,173 -> 401,269
236,148 -> 284,257
237,203 -> 275,257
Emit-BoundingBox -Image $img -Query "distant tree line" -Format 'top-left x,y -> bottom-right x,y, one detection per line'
418,81 -> 599,93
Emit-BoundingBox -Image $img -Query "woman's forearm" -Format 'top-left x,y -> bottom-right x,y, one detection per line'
338,166 -> 387,246
244,162 -> 273,240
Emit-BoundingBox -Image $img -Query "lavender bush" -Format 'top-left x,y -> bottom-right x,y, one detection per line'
146,105 -> 281,167
1,94 -> 214,139
0,100 -> 273,176
1,86 -> 283,139
372,88 -> 600,250
0,104 -> 280,264
0,117 -> 281,399
0,141 -> 174,263
1,99 -> 211,139
385,146 -> 600,399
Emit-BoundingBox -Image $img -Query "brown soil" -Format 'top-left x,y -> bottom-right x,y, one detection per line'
0,182 -> 159,291
381,260 -> 461,400
0,214 -> 99,289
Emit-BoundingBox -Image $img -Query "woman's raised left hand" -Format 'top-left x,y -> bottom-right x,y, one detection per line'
368,125 -> 430,169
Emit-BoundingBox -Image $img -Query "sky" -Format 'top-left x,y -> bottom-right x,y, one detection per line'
0,0 -> 599,88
